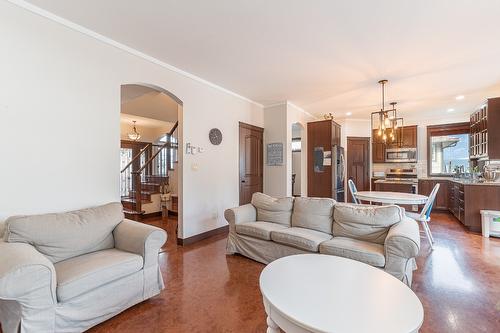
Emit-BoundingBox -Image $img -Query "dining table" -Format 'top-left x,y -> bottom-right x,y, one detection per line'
354,191 -> 428,205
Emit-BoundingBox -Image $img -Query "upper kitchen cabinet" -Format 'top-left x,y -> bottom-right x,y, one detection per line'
372,129 -> 386,163
401,125 -> 418,148
331,120 -> 342,146
470,97 -> 500,160
372,125 -> 417,163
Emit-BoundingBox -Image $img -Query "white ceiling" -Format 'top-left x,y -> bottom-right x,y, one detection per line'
26,0 -> 500,120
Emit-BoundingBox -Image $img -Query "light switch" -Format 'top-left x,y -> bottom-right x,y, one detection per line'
191,163 -> 199,171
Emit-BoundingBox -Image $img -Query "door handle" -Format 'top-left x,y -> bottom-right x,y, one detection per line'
241,180 -> 246,183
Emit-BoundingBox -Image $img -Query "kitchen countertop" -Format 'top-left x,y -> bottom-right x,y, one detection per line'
418,177 -> 500,186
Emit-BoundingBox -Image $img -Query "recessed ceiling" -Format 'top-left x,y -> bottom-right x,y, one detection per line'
25,0 -> 500,120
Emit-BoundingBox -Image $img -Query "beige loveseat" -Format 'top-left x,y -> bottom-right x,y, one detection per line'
0,203 -> 167,333
225,193 -> 420,286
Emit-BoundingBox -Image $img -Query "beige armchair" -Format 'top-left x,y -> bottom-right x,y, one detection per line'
0,203 -> 166,333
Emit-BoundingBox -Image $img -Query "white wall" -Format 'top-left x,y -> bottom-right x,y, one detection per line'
263,104 -> 287,197
263,102 -> 315,198
0,2 -> 263,239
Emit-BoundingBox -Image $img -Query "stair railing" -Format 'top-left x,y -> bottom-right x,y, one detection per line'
125,121 -> 178,214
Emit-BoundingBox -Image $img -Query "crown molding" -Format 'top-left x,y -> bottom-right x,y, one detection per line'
263,101 -> 317,120
7,0 -> 264,108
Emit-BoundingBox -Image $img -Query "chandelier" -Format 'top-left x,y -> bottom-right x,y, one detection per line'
127,121 -> 141,141
371,80 -> 403,145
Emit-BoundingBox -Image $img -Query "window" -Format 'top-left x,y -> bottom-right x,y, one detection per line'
159,134 -> 178,170
292,137 -> 301,152
427,123 -> 470,176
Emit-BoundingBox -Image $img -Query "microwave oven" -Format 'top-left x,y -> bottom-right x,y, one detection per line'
385,148 -> 417,163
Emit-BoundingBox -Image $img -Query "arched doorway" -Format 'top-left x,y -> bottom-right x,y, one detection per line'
119,83 -> 183,240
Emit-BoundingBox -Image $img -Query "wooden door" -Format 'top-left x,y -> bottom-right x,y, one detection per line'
307,120 -> 333,198
347,137 -> 370,202
239,122 -> 263,205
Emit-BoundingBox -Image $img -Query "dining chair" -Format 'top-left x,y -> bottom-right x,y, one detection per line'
406,183 -> 440,249
348,179 -> 360,204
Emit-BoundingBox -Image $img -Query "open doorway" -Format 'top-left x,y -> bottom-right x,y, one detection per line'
119,84 -> 182,246
291,122 -> 305,197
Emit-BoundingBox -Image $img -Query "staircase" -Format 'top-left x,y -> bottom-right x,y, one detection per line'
120,122 -> 178,220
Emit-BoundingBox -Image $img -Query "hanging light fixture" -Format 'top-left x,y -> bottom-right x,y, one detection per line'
127,120 -> 141,141
371,80 -> 402,146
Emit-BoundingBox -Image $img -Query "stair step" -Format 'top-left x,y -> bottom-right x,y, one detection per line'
123,208 -> 144,215
121,197 -> 152,204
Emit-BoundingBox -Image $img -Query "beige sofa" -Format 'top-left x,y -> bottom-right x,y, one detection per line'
0,203 -> 167,333
225,193 -> 420,286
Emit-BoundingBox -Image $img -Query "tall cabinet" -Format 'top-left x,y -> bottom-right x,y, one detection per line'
307,120 -> 342,198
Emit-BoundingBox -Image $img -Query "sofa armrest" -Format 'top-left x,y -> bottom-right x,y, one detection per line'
113,219 -> 167,268
0,242 -> 56,303
385,217 -> 420,259
224,204 -> 257,233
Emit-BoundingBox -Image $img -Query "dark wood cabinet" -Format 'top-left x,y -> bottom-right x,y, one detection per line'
307,120 -> 342,198
332,121 -> 341,146
401,125 -> 418,148
418,178 -> 500,232
470,97 -> 500,160
418,179 -> 448,210
372,129 -> 386,163
372,125 -> 417,163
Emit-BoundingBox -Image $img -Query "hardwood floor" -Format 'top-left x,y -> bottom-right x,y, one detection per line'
87,212 -> 500,333
1,213 -> 498,332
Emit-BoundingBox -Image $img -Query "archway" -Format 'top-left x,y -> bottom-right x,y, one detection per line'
119,83 -> 184,239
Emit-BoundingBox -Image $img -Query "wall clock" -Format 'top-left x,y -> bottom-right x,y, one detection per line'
209,128 -> 223,145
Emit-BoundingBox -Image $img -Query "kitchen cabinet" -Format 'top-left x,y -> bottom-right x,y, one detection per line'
332,121 -> 341,146
470,97 -> 500,160
418,179 -> 448,210
372,125 -> 417,163
418,178 -> 500,232
372,130 -> 386,163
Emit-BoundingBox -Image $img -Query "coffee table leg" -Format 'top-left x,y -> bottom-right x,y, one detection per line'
266,316 -> 280,333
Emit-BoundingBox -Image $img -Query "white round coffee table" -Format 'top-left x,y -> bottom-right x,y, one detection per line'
259,254 -> 423,333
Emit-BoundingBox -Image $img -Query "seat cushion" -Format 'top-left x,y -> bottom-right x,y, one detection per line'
54,248 -> 143,302
292,197 -> 335,234
333,203 -> 403,244
271,227 -> 332,252
5,202 -> 124,263
251,192 -> 294,226
235,221 -> 289,240
320,237 -> 386,267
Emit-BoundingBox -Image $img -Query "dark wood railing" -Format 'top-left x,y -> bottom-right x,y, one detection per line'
120,121 -> 178,214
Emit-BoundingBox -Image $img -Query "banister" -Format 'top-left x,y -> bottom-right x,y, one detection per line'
120,143 -> 151,173
136,121 -> 178,174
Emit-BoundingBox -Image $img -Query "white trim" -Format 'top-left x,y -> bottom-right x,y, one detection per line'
6,0 -> 264,108
263,101 -> 317,120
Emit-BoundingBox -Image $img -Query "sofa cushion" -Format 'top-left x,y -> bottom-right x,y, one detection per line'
292,197 -> 335,234
319,237 -> 386,267
271,227 -> 332,252
235,221 -> 289,241
5,203 -> 124,263
333,203 -> 403,244
251,192 -> 293,226
54,248 -> 143,302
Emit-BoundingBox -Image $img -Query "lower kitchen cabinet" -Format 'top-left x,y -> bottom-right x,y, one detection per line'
419,179 -> 500,232
374,182 -> 415,212
418,179 -> 448,210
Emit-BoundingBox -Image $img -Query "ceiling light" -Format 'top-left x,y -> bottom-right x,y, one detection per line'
346,112 -> 352,116
455,95 -> 465,100
127,121 -> 141,141
447,108 -> 455,113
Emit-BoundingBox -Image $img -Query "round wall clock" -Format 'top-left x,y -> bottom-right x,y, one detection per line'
209,128 -> 223,145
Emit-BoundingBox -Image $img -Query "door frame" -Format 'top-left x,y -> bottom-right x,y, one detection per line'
239,122 -> 264,205
346,136 -> 370,202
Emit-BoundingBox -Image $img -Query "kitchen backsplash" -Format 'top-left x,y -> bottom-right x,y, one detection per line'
373,161 -> 427,178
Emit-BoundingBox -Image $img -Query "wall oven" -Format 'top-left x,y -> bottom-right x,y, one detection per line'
385,148 -> 417,163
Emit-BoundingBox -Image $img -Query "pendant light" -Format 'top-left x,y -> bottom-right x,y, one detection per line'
127,121 -> 141,141
371,80 -> 402,146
